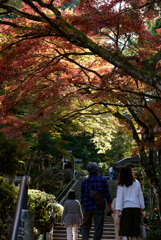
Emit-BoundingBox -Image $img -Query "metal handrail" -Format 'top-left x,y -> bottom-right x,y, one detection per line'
10,176 -> 28,240
56,173 -> 79,203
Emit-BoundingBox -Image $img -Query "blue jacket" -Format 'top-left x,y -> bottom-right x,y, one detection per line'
81,173 -> 112,210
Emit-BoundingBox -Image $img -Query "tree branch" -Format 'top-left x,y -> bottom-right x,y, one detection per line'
112,110 -> 140,144
28,0 -> 61,18
0,3 -> 43,21
127,105 -> 149,141
143,49 -> 161,72
0,20 -> 26,28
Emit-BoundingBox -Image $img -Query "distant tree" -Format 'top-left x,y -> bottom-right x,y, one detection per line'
104,131 -> 135,163
24,131 -> 71,192
0,131 -> 26,183
63,133 -> 101,168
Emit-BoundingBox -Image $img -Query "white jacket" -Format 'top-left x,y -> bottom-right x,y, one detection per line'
116,180 -> 145,211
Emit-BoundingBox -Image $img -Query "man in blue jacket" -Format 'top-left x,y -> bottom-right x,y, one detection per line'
81,162 -> 113,240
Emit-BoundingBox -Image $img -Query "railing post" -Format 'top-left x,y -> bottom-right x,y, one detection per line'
8,176 -> 34,240
22,182 -> 28,210
9,176 -> 27,240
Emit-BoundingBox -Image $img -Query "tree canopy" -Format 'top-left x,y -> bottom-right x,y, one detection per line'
0,0 -> 161,217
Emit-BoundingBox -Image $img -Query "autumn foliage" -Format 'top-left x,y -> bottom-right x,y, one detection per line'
0,0 -> 161,216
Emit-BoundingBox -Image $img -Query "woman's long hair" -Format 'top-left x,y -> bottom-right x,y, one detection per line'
117,166 -> 136,187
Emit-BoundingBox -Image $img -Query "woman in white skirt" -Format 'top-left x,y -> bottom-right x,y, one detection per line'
61,190 -> 83,240
115,166 -> 145,240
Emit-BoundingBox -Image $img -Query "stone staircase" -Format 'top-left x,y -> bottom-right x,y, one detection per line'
53,177 -> 117,240
52,217 -> 115,240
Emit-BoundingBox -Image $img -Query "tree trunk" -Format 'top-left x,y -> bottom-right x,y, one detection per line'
150,191 -> 155,218
140,151 -> 161,220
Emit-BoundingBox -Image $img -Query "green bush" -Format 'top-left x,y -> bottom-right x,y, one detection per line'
147,229 -> 161,240
0,177 -> 19,237
0,177 -> 63,239
28,189 -> 63,233
146,212 -> 161,240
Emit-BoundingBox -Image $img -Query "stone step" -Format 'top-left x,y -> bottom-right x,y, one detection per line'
56,218 -> 114,224
53,234 -> 115,239
53,237 -> 115,240
53,223 -> 115,239
55,221 -> 115,225
53,231 -> 115,239
54,224 -> 115,229
53,230 -> 115,235
53,229 -> 115,234
53,239 -> 115,240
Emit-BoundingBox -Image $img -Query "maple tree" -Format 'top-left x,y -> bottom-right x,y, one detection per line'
0,0 -> 161,217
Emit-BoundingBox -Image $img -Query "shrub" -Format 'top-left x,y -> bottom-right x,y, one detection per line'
28,189 -> 63,233
0,177 -> 63,239
0,177 -> 19,237
147,229 -> 161,240
146,211 -> 161,240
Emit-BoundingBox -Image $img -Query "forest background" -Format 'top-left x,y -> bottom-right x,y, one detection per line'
0,0 -> 161,238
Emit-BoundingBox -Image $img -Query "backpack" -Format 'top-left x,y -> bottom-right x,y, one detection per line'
87,178 -> 106,211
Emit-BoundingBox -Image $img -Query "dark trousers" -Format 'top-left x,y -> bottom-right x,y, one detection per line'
82,209 -> 104,240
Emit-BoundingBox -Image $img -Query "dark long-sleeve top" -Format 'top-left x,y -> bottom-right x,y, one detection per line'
61,199 -> 83,227
81,173 -> 112,211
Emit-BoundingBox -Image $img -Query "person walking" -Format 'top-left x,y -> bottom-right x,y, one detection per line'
81,162 -> 113,240
61,190 -> 83,240
111,193 -> 121,240
115,166 -> 145,240
109,165 -> 114,180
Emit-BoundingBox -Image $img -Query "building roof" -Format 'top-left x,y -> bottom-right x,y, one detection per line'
112,155 -> 140,169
